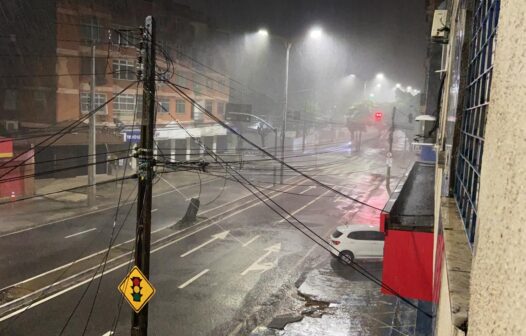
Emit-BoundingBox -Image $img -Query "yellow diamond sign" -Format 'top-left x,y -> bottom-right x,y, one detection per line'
118,266 -> 156,313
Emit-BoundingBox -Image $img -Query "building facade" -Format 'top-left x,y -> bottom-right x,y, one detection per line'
430,0 -> 526,335
0,0 -> 231,192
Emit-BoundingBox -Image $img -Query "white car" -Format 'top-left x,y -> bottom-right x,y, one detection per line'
329,224 -> 385,262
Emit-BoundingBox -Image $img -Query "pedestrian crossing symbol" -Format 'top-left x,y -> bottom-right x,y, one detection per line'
118,266 -> 156,313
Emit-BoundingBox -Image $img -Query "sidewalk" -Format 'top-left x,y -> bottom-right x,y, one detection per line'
250,256 -> 418,336
0,168 -> 210,235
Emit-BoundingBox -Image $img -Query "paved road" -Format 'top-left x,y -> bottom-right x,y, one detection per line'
0,139 -> 409,335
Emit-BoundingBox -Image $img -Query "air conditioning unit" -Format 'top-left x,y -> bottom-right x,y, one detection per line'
4,120 -> 18,131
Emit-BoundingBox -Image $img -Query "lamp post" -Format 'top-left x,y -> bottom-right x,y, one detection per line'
257,27 -> 323,184
280,42 -> 291,184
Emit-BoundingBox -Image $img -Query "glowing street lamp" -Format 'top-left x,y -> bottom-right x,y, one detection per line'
309,27 -> 323,39
376,73 -> 385,80
256,25 -> 326,184
257,28 -> 269,37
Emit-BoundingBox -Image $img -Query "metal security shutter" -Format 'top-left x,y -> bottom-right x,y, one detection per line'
454,0 -> 500,246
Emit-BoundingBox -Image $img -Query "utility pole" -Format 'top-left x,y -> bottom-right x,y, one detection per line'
132,16 -> 155,336
386,106 -> 396,196
280,42 -> 292,184
88,43 -> 96,207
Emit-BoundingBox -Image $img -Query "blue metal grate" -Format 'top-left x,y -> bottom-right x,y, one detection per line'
454,0 -> 500,246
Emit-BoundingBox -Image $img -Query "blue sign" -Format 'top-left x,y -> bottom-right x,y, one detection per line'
124,130 -> 141,143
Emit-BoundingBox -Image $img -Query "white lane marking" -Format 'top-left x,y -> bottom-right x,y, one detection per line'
158,175 -> 190,200
299,186 -> 315,195
277,190 -> 331,224
0,177 -> 222,238
242,235 -> 260,247
178,269 -> 209,289
180,231 -> 229,257
241,243 -> 281,276
0,178 -> 303,295
64,228 -> 97,239
102,331 -> 114,336
0,179 -> 305,314
0,259 -> 132,323
151,208 -> 158,213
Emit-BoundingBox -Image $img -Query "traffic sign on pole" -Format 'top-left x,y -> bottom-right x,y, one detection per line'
118,266 -> 156,313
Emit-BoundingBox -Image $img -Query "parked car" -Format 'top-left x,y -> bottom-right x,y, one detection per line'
329,224 -> 385,262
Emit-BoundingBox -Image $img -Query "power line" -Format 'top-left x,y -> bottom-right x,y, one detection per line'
169,116 -> 432,319
0,175 -> 136,206
0,156 -> 132,184
166,80 -> 384,212
0,81 -> 138,179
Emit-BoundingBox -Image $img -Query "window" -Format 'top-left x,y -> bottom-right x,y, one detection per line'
454,0 -> 500,246
4,90 -> 16,110
332,230 -> 343,238
193,103 -> 204,121
218,78 -> 226,88
206,79 -> 214,90
157,97 -> 170,113
81,57 -> 108,85
176,99 -> 186,114
113,25 -> 139,47
112,59 -> 135,80
80,93 -> 108,114
80,16 -> 103,43
217,102 -> 225,116
348,231 -> 384,241
113,94 -> 140,118
205,100 -> 213,113
175,74 -> 187,87
193,82 -> 202,96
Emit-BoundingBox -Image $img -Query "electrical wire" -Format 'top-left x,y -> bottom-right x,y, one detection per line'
0,81 -> 138,179
77,79 -> 142,334
166,80 -> 384,212
170,117 -> 432,319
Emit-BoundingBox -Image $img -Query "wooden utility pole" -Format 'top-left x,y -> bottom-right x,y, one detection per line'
132,16 -> 156,336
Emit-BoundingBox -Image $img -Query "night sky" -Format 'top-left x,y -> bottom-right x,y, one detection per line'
176,0 -> 429,89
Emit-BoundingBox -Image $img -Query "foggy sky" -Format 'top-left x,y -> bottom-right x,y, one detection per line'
176,0 -> 428,90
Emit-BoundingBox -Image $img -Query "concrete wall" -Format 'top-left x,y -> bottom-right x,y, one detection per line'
468,1 -> 526,335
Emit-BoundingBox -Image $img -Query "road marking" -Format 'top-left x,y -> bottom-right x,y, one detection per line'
64,228 -> 97,239
0,178 -> 302,295
0,258 -> 133,323
0,178 -> 305,316
276,190 -> 331,224
178,269 -> 209,289
0,176 -> 221,238
180,231 -> 229,257
151,208 -> 158,213
159,175 -> 190,200
241,243 -> 281,276
102,331 -> 114,336
242,235 -> 260,247
299,186 -> 315,195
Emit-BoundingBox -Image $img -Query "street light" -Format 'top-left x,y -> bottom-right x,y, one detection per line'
257,28 -> 269,37
309,27 -> 323,39
257,25 -> 325,184
376,73 -> 385,80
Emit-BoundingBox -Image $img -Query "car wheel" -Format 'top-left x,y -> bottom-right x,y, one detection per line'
339,250 -> 354,264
